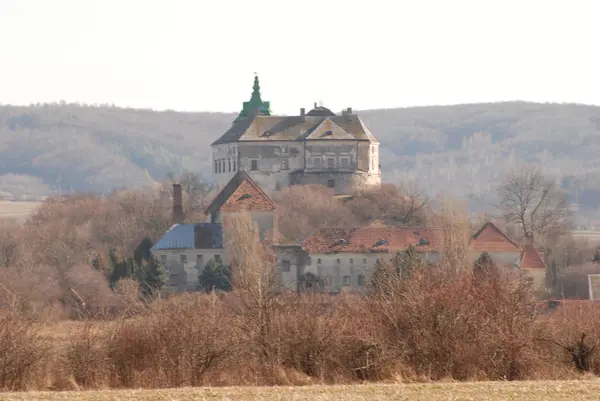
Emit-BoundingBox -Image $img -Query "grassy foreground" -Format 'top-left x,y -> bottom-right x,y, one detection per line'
3,381 -> 600,401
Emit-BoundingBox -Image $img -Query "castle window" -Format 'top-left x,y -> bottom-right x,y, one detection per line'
327,179 -> 335,188
214,160 -> 218,173
228,159 -> 231,172
343,275 -> 351,286
214,255 -> 222,264
281,145 -> 288,154
160,255 -> 167,264
180,255 -> 187,264
281,159 -> 289,170
357,275 -> 365,286
196,255 -> 204,267
233,159 -> 237,172
251,160 -> 258,171
314,157 -> 323,168
371,158 -> 375,170
350,258 -> 354,264
281,259 -> 291,272
336,258 -> 340,264
327,158 -> 335,169
317,258 -> 322,264
363,258 -> 367,264
341,157 -> 350,168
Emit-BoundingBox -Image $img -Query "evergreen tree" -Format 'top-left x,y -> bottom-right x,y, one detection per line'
198,259 -> 232,292
109,256 -> 136,288
139,257 -> 168,297
134,237 -> 154,266
473,252 -> 497,280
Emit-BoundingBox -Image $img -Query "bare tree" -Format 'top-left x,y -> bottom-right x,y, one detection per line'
346,182 -> 430,227
496,166 -> 571,239
223,211 -> 280,374
163,172 -> 215,222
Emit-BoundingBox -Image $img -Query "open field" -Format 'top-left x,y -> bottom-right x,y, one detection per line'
3,381 -> 600,401
0,200 -> 41,220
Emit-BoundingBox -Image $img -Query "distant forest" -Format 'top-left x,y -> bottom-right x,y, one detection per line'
2,101 -> 600,222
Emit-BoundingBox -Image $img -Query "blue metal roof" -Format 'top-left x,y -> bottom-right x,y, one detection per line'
151,223 -> 223,250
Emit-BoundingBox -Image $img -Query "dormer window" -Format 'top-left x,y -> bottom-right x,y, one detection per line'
238,193 -> 252,201
374,239 -> 388,247
332,238 -> 348,246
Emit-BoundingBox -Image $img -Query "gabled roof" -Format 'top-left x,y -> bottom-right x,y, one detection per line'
205,170 -> 277,215
301,225 -> 442,254
151,223 -> 223,250
211,114 -> 379,145
303,118 -> 356,140
519,244 -> 547,269
470,222 -> 521,253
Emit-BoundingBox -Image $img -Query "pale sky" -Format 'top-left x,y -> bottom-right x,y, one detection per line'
0,0 -> 598,115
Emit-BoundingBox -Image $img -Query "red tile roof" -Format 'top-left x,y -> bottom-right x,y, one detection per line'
470,222 -> 521,252
205,171 -> 277,214
520,244 -> 547,269
301,225 -> 442,254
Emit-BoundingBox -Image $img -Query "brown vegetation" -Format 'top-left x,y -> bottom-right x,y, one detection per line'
3,175 -> 600,391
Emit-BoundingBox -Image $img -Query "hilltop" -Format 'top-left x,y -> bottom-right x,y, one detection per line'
2,101 -> 600,217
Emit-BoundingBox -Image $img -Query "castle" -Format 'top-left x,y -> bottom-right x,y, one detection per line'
211,76 -> 382,195
151,77 -> 548,294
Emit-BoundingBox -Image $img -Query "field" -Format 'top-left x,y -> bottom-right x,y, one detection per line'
3,381 -> 600,401
0,200 -> 41,220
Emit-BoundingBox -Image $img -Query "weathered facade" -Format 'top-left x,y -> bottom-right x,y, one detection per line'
151,171 -> 278,293
275,221 -> 549,293
211,76 -> 382,195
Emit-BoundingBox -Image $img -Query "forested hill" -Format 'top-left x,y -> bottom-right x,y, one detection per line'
2,101 -> 600,216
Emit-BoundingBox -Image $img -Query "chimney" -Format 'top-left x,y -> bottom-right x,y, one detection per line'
314,101 -> 317,108
172,183 -> 184,224
300,107 -> 305,116
523,231 -> 534,246
347,107 -> 352,114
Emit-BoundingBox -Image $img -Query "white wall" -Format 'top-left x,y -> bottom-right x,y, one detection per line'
151,248 -> 228,293
470,251 -> 521,266
280,251 -> 439,293
212,144 -> 239,190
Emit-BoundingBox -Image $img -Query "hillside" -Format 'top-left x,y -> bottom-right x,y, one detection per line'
2,101 -> 600,217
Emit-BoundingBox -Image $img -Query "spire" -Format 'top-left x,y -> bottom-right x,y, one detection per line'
233,74 -> 272,124
252,74 -> 260,95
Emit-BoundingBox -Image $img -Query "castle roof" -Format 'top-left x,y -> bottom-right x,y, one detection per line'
469,221 -> 521,252
205,170 -> 277,215
151,223 -> 223,250
301,225 -> 442,254
519,244 -> 547,269
233,75 -> 271,124
212,114 -> 379,145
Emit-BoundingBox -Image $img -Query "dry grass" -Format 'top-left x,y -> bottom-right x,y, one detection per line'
0,201 -> 41,220
2,381 -> 600,401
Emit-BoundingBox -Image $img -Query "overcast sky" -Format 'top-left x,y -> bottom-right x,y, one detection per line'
0,0 -> 598,115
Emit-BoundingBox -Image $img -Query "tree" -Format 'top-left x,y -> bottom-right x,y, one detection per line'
133,237 -> 154,266
496,166 -> 571,240
473,252 -> 498,280
346,182 -> 430,226
163,172 -> 214,222
198,259 -> 232,292
139,257 -> 168,297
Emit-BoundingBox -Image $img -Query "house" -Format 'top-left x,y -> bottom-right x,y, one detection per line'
516,232 -> 548,289
211,75 -> 382,195
276,220 -> 549,293
276,224 -> 442,292
469,221 -> 522,265
151,170 -> 278,293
